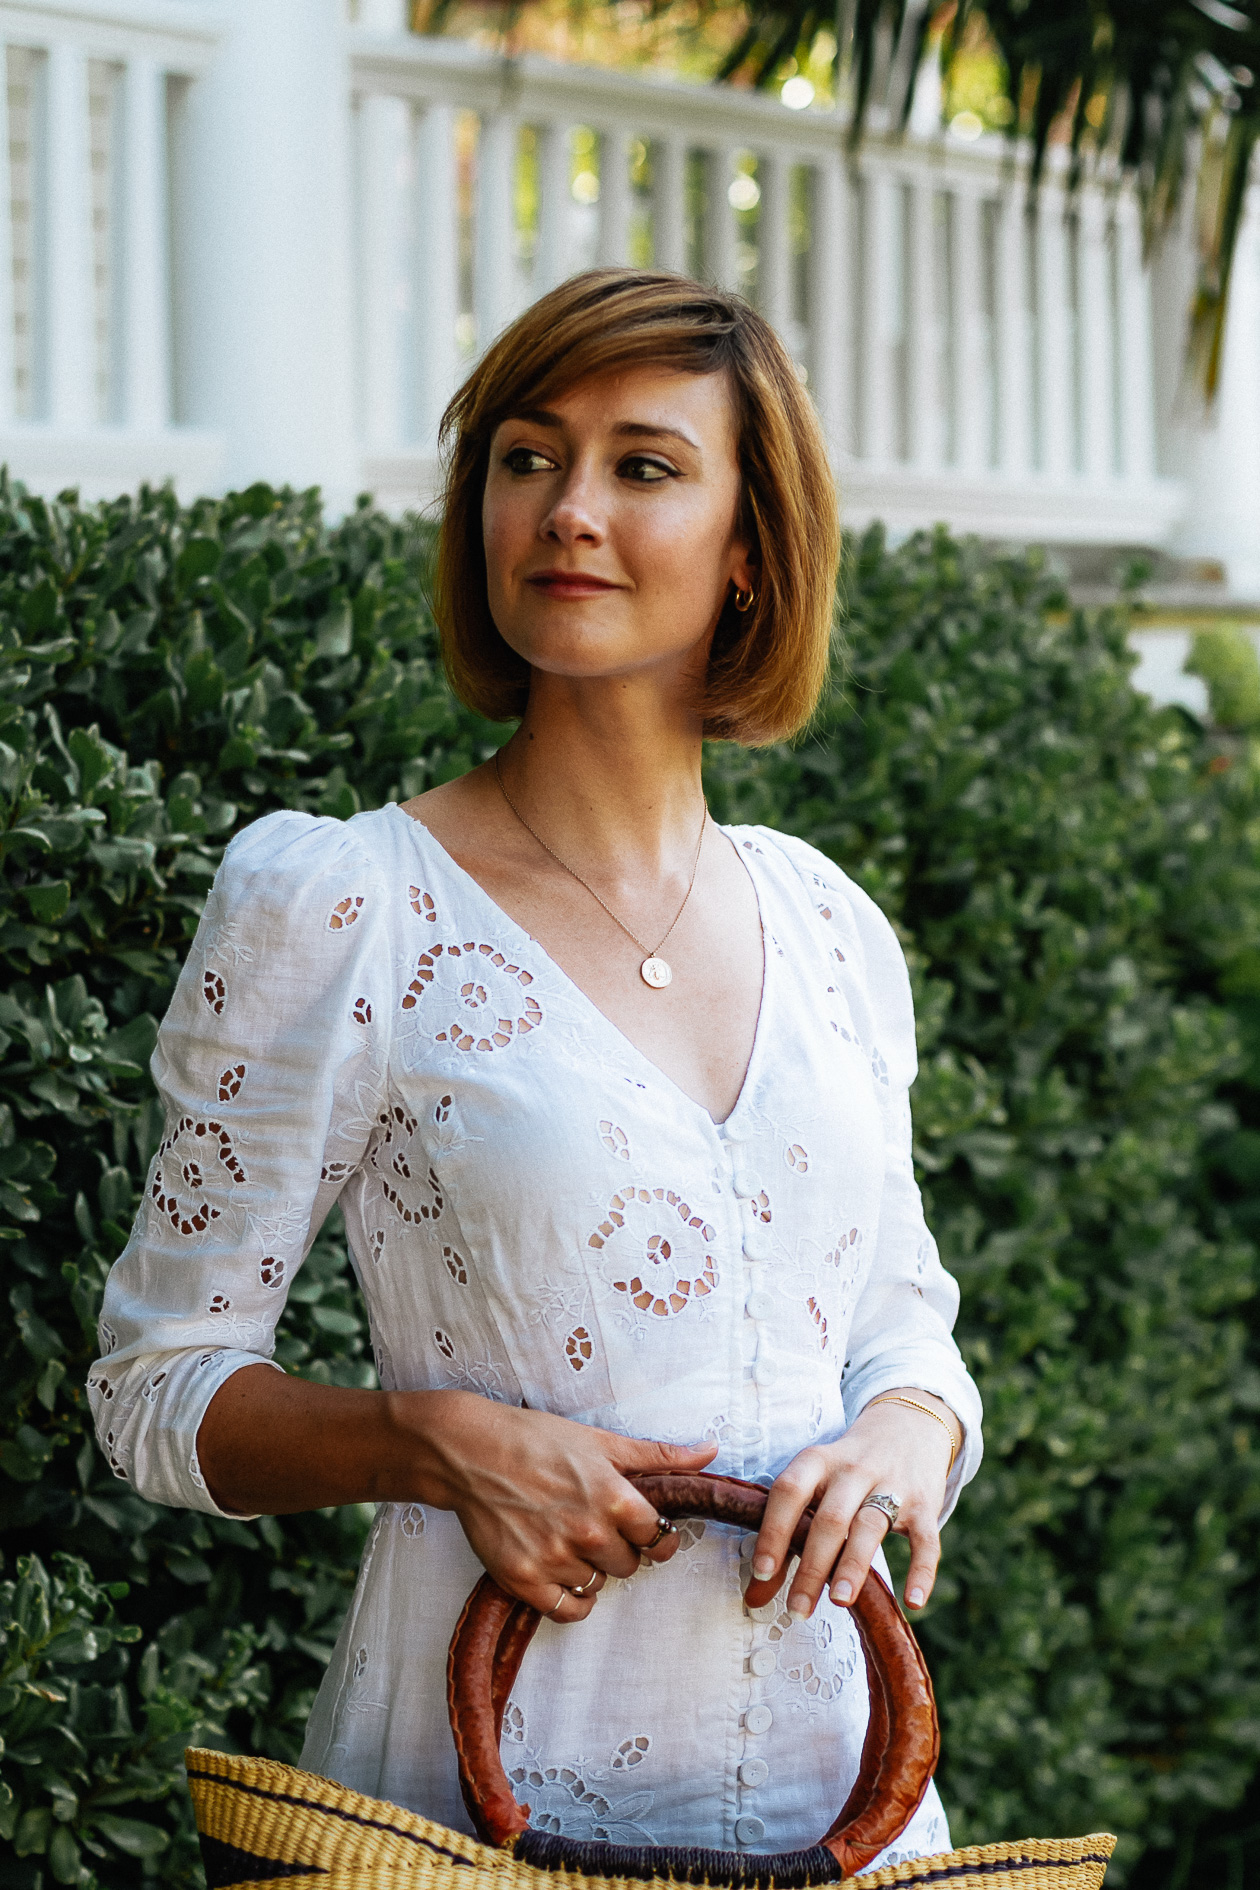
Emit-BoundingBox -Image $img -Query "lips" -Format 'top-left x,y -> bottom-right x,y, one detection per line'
526,571 -> 620,597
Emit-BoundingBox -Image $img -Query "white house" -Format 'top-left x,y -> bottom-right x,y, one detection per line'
2,0 -> 1259,655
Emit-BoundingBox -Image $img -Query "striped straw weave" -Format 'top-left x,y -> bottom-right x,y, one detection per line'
185,1749 -> 1116,1890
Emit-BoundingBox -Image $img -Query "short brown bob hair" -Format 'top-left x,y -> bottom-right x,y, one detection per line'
435,268 -> 839,746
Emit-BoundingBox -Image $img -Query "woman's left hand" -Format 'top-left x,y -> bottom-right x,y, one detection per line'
743,1390 -> 959,1617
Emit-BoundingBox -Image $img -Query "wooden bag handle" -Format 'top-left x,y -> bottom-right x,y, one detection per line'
447,1471 -> 940,1881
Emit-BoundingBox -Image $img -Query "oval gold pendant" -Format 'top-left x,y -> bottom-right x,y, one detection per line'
640,956 -> 672,989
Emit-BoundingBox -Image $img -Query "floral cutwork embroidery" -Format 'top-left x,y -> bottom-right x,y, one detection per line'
259,1256 -> 285,1289
434,1328 -> 456,1362
208,1293 -> 231,1315
321,1160 -> 355,1186
402,942 -> 543,1052
785,1143 -> 809,1173
352,997 -> 372,1025
202,970 -> 226,1014
371,1106 -> 444,1225
443,1245 -> 468,1284
588,1187 -> 718,1318
369,1229 -> 386,1264
150,1117 -> 247,1236
807,1295 -> 829,1350
748,1189 -> 772,1225
611,1737 -> 651,1770
871,1048 -> 889,1085
826,1228 -> 862,1265
352,1646 -> 368,1679
435,1095 -> 452,1123
409,887 -> 437,922
218,1063 -> 245,1102
599,1121 -> 630,1161
400,1503 -> 425,1538
329,895 -> 364,931
565,1326 -> 594,1370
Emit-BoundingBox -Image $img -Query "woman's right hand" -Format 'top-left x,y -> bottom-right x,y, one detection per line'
393,1389 -> 716,1623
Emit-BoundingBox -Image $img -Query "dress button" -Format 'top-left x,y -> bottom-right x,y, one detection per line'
739,1759 -> 770,1788
722,1119 -> 748,1145
745,1705 -> 773,1735
741,1423 -> 765,1451
743,1235 -> 770,1263
735,1817 -> 766,1846
745,1290 -> 775,1321
750,1646 -> 776,1677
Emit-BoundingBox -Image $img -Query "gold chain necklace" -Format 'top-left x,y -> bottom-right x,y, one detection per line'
493,752 -> 708,990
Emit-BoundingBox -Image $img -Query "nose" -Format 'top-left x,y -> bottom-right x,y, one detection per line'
539,464 -> 605,548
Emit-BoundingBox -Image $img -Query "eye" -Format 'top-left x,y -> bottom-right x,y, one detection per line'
618,455 -> 675,484
503,446 -> 558,475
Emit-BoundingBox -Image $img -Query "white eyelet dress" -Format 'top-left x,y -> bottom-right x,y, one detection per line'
89,804 -> 983,1868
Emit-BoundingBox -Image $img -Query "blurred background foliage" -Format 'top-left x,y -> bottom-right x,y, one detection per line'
0,477 -> 1259,1888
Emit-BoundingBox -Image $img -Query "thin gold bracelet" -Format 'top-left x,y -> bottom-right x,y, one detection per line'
869,1394 -> 961,1475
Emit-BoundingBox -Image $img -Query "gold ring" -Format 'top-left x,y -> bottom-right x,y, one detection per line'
568,1569 -> 599,1597
646,1516 -> 676,1548
546,1589 -> 567,1618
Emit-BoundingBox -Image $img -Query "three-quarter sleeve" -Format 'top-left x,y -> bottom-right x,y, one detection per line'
88,810 -> 391,1517
833,876 -> 983,1519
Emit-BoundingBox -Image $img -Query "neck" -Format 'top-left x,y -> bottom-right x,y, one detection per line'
496,672 -> 707,873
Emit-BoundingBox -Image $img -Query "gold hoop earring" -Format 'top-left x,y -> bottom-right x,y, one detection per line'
734,586 -> 756,613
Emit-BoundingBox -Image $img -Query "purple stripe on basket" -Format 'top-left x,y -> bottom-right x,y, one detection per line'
880,1855 -> 1114,1887
184,1768 -> 477,1871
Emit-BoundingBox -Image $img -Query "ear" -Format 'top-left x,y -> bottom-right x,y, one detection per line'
729,540 -> 757,597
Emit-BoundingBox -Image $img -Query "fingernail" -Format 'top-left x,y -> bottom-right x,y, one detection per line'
788,1594 -> 811,1618
907,1587 -> 925,1608
752,1556 -> 775,1579
833,1579 -> 852,1605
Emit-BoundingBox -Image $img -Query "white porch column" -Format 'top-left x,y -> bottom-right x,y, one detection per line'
1163,178 -> 1260,592
1077,189 -> 1113,480
995,182 -> 1032,477
120,57 -> 170,431
172,0 -> 357,505
0,46 -> 17,426
47,43 -> 93,429
356,93 -> 412,449
703,146 -> 738,290
907,175 -> 942,470
414,101 -> 459,446
858,165 -> 897,463
758,152 -> 791,338
952,188 -> 987,473
653,134 -> 687,273
475,111 -> 518,349
598,124 -> 632,266
807,150 -> 850,459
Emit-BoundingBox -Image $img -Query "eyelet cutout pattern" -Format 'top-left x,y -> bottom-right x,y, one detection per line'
434,1328 -> 456,1362
611,1737 -> 651,1770
352,1646 -> 369,1679
400,1503 -> 425,1538
785,1143 -> 809,1173
202,970 -> 226,1014
208,1293 -> 232,1315
826,1227 -> 863,1265
807,1295 -> 829,1350
443,1245 -> 468,1284
150,1117 -> 247,1236
409,886 -> 437,922
599,1121 -> 630,1161
871,1048 -> 889,1085
369,1229 -> 386,1265
352,997 -> 372,1025
321,1160 -> 355,1187
99,1322 -> 116,1355
329,896 -> 364,931
565,1325 -> 594,1370
402,942 -> 543,1052
142,1367 -> 168,1405
758,1599 -> 860,1704
588,1187 -> 718,1318
259,1255 -> 286,1290
434,1094 -> 452,1123
748,1190 -> 772,1225
370,1105 -> 445,1225
218,1063 -> 245,1102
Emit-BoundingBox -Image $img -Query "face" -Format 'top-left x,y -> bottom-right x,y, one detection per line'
481,365 -> 754,704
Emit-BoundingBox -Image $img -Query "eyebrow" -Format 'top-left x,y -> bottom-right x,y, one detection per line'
505,409 -> 701,450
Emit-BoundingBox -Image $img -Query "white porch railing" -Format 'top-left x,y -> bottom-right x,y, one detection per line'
0,0 -> 1198,552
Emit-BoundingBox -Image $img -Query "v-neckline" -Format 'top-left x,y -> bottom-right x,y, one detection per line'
387,801 -> 771,1131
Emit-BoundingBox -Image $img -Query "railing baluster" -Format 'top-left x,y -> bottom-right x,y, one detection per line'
121,57 -> 169,430
952,187 -> 986,474
807,150 -> 849,457
0,43 -> 17,426
858,165 -> 897,463
1114,187 -> 1154,481
907,174 -> 941,470
703,146 -> 738,290
598,124 -> 631,266
357,91 -> 411,447
535,120 -> 572,292
994,181 -> 1031,477
415,101 -> 459,446
758,151 -> 790,337
47,41 -> 93,428
1036,191 -> 1073,479
653,133 -> 686,273
1078,189 -> 1113,479
475,109 -> 517,351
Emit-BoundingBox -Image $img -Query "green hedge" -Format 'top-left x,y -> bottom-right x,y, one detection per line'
0,477 -> 1257,1890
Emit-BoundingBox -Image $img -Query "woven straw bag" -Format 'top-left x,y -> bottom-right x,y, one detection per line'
186,1472 -> 1116,1890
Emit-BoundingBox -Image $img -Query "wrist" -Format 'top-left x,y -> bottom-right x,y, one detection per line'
376,1388 -> 486,1507
866,1389 -> 962,1469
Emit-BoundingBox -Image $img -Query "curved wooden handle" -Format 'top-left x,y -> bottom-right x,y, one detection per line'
446,1471 -> 939,1876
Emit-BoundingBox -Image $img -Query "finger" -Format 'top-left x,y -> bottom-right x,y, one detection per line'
828,1506 -> 892,1608
901,1515 -> 941,1610
623,1514 -> 682,1568
747,1452 -> 827,1597
784,1493 -> 868,1617
614,1435 -> 719,1477
561,1564 -> 607,1601
521,1580 -> 599,1625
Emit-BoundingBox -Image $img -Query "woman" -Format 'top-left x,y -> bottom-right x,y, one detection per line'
90,269 -> 982,1865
